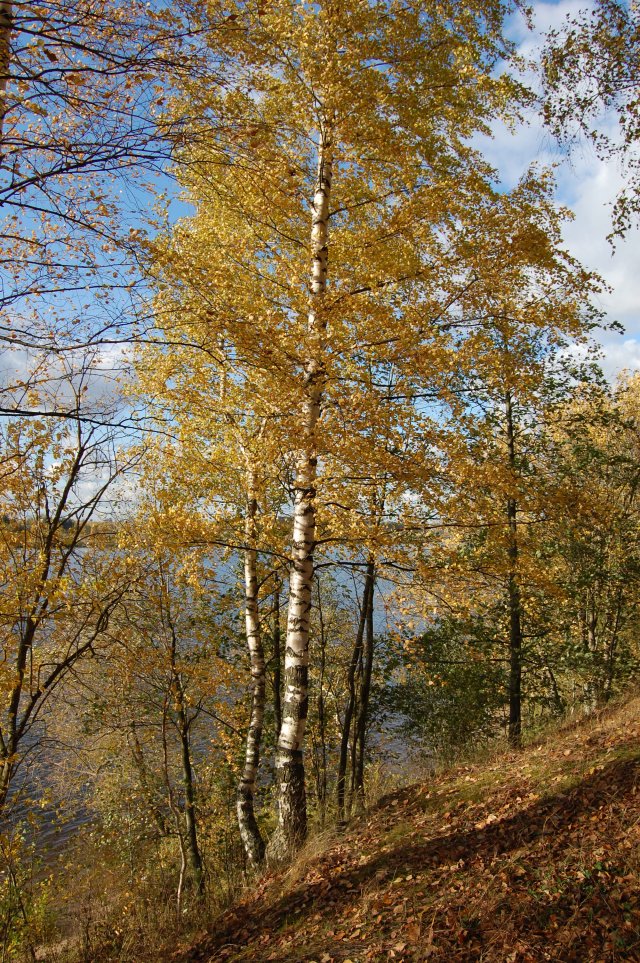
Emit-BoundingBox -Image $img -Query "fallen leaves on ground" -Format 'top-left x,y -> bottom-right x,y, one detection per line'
175,697 -> 640,963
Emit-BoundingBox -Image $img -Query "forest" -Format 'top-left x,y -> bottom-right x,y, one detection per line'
0,0 -> 638,959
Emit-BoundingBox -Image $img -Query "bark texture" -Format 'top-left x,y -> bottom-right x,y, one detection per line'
272,575 -> 282,744
165,600 -> 205,896
269,125 -> 333,859
354,560 -> 375,809
237,467 -> 267,868
336,566 -> 372,823
314,575 -> 328,823
505,391 -> 523,748
175,678 -> 204,894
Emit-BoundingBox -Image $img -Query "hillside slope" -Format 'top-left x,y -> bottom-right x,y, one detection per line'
176,698 -> 640,963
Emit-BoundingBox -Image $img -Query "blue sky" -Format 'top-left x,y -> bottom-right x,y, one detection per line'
151,1 -> 638,381
482,0 -> 640,380
4,0 -> 636,402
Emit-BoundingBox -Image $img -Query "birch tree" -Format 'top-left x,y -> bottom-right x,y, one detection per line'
133,335 -> 289,865
154,0 -> 535,854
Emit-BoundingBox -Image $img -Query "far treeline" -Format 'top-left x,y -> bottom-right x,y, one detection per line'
0,0 -> 638,959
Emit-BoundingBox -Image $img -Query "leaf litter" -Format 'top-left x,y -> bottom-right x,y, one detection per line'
175,696 -> 640,962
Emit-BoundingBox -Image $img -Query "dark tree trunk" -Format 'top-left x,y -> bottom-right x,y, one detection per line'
129,725 -> 169,836
315,574 -> 328,823
354,560 -> 375,809
336,567 -> 372,823
505,391 -> 523,748
168,612 -> 205,895
176,699 -> 204,895
604,585 -> 624,700
507,532 -> 523,747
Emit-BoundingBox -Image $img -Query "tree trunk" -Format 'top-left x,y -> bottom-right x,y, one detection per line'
544,663 -> 564,715
269,123 -> 333,859
237,467 -> 267,868
337,568 -> 372,823
0,614 -> 37,814
604,584 -> 624,700
176,696 -> 204,895
315,574 -> 328,824
354,560 -> 375,810
507,527 -> 523,746
505,391 -> 523,748
0,757 -> 13,812
582,587 -> 599,712
128,724 -> 169,836
272,575 -> 282,744
167,614 -> 205,895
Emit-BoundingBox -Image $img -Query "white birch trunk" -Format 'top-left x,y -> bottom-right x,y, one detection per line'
237,463 -> 267,867
269,124 -> 334,858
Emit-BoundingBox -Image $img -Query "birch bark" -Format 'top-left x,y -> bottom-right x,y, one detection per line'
271,576 -> 282,744
269,123 -> 333,857
237,464 -> 267,867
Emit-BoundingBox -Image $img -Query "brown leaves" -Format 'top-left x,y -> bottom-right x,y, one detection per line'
174,696 -> 640,963
474,812 -> 499,830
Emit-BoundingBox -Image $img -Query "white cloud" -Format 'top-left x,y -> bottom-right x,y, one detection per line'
568,337 -> 640,383
477,0 -> 640,380
599,339 -> 640,381
561,159 -> 639,327
0,341 -> 129,414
